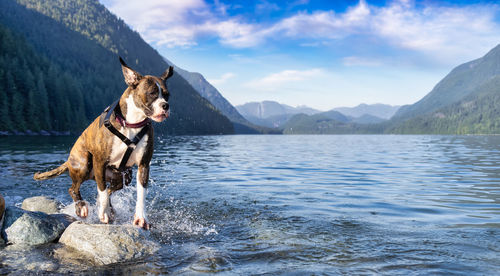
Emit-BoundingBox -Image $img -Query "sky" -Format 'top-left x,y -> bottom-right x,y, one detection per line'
99,0 -> 500,111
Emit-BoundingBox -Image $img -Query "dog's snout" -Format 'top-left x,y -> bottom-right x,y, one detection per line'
161,102 -> 169,111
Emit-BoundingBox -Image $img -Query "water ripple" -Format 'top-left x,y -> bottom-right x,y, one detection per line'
1,135 -> 500,274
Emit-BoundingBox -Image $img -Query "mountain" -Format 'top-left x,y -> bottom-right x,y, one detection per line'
236,101 -> 321,128
319,110 -> 350,123
333,103 -> 400,120
0,0 -> 233,135
237,101 -> 320,118
388,44 -> 500,134
388,75 -> 500,134
350,114 -> 386,124
164,58 -> 245,122
393,45 -> 500,122
162,58 -> 265,133
282,113 -> 385,134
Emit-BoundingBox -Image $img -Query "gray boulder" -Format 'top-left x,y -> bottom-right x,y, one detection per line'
0,216 -> 4,245
2,206 -> 74,245
21,196 -> 60,214
58,221 -> 159,265
0,193 -> 4,245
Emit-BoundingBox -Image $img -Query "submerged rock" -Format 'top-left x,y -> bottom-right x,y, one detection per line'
21,196 -> 60,214
58,221 -> 159,265
1,193 -> 4,245
0,244 -> 60,272
1,206 -> 75,246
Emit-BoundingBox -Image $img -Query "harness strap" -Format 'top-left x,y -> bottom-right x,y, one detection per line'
118,124 -> 150,170
100,99 -> 151,171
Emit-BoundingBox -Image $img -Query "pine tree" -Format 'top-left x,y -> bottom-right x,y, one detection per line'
36,71 -> 51,130
7,71 -> 26,131
25,69 -> 40,131
0,68 -> 13,131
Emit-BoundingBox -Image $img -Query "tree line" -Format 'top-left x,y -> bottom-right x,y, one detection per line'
0,24 -> 88,132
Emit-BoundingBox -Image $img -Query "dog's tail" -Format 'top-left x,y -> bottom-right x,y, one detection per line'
34,162 -> 68,181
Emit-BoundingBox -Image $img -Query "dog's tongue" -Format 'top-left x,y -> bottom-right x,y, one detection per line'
154,113 -> 167,121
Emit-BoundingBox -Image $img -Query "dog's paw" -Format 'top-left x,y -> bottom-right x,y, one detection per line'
99,211 -> 110,224
133,214 -> 150,230
98,206 -> 113,224
75,201 -> 88,218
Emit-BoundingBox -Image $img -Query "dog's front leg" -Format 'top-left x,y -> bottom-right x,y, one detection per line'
134,164 -> 150,229
94,159 -> 111,224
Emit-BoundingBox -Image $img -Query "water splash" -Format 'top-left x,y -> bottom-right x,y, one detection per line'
58,176 -> 218,244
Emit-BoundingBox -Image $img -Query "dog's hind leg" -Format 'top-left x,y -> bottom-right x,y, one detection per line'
68,179 -> 89,218
68,153 -> 92,218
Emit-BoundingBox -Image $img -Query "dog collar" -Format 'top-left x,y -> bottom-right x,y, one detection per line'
115,113 -> 151,128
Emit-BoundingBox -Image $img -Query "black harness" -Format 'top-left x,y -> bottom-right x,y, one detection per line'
99,99 -> 151,171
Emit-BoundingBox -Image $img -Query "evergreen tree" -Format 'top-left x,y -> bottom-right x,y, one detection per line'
25,69 -> 39,131
35,71 -> 51,130
6,71 -> 26,130
0,68 -> 13,131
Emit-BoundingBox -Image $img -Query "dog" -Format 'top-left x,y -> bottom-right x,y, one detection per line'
34,57 -> 173,229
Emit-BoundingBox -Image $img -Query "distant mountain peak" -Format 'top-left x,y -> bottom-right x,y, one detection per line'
333,103 -> 400,120
235,101 -> 321,128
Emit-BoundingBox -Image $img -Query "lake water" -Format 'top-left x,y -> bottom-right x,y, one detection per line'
0,135 -> 499,274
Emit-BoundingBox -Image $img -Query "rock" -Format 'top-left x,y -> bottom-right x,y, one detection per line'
58,221 -> 159,265
0,193 -> 4,219
0,244 -> 60,272
21,196 -> 60,214
1,206 -> 75,246
0,193 -> 4,245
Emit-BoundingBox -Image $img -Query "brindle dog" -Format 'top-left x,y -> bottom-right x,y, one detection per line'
34,58 -> 173,229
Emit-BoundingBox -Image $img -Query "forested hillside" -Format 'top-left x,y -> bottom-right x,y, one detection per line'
387,44 -> 500,134
282,113 -> 386,134
0,0 -> 233,135
388,76 -> 500,134
0,24 -> 86,133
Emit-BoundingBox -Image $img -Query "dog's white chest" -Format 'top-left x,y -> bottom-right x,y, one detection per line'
109,127 -> 148,168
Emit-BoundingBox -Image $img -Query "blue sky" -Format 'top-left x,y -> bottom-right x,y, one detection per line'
100,0 -> 500,111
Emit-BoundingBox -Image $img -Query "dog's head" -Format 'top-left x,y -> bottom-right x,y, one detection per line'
119,57 -> 174,123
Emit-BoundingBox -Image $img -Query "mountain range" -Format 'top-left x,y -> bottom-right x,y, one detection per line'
283,44 -> 500,134
236,101 -> 398,129
333,104 -> 400,120
236,101 -> 321,128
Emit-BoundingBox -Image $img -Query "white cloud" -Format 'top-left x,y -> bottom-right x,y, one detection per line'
260,69 -> 323,84
256,1 -> 281,13
101,0 -> 500,63
289,0 -> 310,9
370,1 -> 500,63
207,72 -> 236,85
343,56 -> 383,67
103,0 -> 208,47
245,68 -> 324,91
270,0 -> 370,39
199,20 -> 263,48
269,0 -> 500,63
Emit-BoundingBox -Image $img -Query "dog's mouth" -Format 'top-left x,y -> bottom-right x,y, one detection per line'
151,111 -> 169,122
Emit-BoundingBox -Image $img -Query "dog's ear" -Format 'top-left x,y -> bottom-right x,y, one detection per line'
160,66 -> 174,81
119,57 -> 143,87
